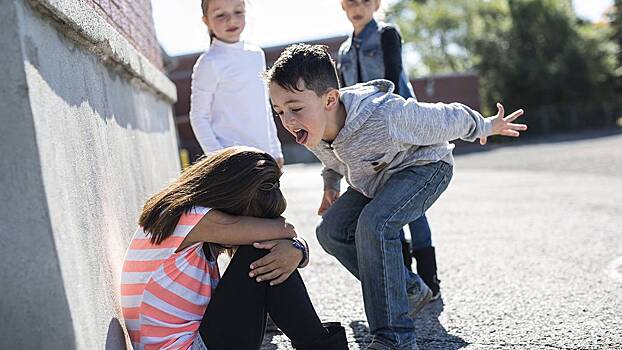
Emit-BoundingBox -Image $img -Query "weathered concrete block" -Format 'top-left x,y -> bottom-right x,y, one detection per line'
0,1 -> 180,348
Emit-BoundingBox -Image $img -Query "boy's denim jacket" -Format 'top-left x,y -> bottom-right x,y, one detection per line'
338,19 -> 415,99
309,80 -> 493,198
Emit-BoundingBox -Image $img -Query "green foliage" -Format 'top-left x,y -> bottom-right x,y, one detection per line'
505,0 -> 585,105
388,0 -> 620,129
389,0 -> 495,76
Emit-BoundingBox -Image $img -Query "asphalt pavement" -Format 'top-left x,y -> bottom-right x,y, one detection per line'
261,131 -> 622,349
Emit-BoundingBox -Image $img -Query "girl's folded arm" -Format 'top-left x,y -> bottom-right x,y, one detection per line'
186,209 -> 296,246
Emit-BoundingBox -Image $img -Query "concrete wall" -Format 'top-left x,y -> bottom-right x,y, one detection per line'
0,1 -> 180,349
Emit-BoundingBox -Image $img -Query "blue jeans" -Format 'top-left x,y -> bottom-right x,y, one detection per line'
316,162 -> 453,349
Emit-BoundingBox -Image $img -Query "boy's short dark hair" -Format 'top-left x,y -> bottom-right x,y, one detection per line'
264,44 -> 340,96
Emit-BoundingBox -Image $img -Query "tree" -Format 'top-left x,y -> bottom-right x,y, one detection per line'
389,0 -> 620,130
503,0 -> 618,130
387,0 -> 513,113
388,0 -> 506,76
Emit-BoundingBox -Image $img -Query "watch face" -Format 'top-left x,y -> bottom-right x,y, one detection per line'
292,240 -> 305,249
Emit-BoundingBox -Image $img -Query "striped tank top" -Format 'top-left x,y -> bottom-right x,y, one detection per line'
121,206 -> 220,350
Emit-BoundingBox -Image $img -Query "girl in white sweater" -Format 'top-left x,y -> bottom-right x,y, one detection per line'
190,0 -> 284,167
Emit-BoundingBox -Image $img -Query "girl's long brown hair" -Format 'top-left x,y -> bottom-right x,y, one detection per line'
139,146 -> 286,244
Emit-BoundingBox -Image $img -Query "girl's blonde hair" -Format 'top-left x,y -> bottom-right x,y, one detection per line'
200,0 -> 210,15
201,0 -> 216,42
139,146 -> 286,244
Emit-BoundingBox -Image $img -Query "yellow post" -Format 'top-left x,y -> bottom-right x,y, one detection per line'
179,149 -> 190,171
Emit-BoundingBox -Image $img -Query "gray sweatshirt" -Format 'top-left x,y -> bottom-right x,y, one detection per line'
309,79 -> 493,198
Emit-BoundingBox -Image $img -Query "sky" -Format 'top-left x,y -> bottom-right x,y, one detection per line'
151,0 -> 615,57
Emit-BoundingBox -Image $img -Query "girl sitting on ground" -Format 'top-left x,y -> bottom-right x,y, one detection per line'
121,147 -> 347,350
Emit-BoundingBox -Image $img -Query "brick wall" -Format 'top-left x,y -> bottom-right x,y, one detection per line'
86,0 -> 163,69
412,73 -> 481,111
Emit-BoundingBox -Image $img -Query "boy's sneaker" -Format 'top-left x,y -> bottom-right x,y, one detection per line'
364,338 -> 393,350
407,279 -> 432,318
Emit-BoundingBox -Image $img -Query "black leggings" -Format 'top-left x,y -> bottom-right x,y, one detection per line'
199,245 -> 328,350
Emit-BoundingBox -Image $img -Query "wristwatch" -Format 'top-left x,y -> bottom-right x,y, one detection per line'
291,237 -> 308,268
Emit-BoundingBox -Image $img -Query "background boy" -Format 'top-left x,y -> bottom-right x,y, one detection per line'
338,0 -> 441,298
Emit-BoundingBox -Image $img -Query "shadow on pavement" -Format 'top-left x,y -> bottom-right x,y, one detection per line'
348,299 -> 468,350
415,299 -> 468,350
349,320 -> 372,348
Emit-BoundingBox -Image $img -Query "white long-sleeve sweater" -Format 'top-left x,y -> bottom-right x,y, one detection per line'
189,39 -> 283,159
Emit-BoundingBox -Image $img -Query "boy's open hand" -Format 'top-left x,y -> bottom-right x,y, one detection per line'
249,239 -> 302,285
318,189 -> 340,216
480,103 -> 528,145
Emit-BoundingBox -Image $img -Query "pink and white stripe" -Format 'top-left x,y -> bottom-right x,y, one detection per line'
121,207 -> 219,350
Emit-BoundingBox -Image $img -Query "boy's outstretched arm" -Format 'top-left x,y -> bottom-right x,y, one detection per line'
388,99 -> 526,146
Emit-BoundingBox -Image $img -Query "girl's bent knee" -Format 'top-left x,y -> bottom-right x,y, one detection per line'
232,245 -> 269,264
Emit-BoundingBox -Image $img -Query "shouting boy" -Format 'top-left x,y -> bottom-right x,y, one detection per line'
264,44 -> 526,350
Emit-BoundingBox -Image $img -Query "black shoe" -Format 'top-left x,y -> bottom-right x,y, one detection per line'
412,246 -> 441,300
292,322 -> 348,350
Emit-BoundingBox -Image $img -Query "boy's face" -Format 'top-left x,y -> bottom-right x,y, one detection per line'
341,0 -> 380,30
269,81 -> 332,148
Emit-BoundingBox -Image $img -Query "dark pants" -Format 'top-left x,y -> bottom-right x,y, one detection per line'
407,214 -> 432,249
199,246 -> 327,350
400,214 -> 432,269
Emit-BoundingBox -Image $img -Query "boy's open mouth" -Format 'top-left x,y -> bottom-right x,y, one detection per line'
294,128 -> 308,145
